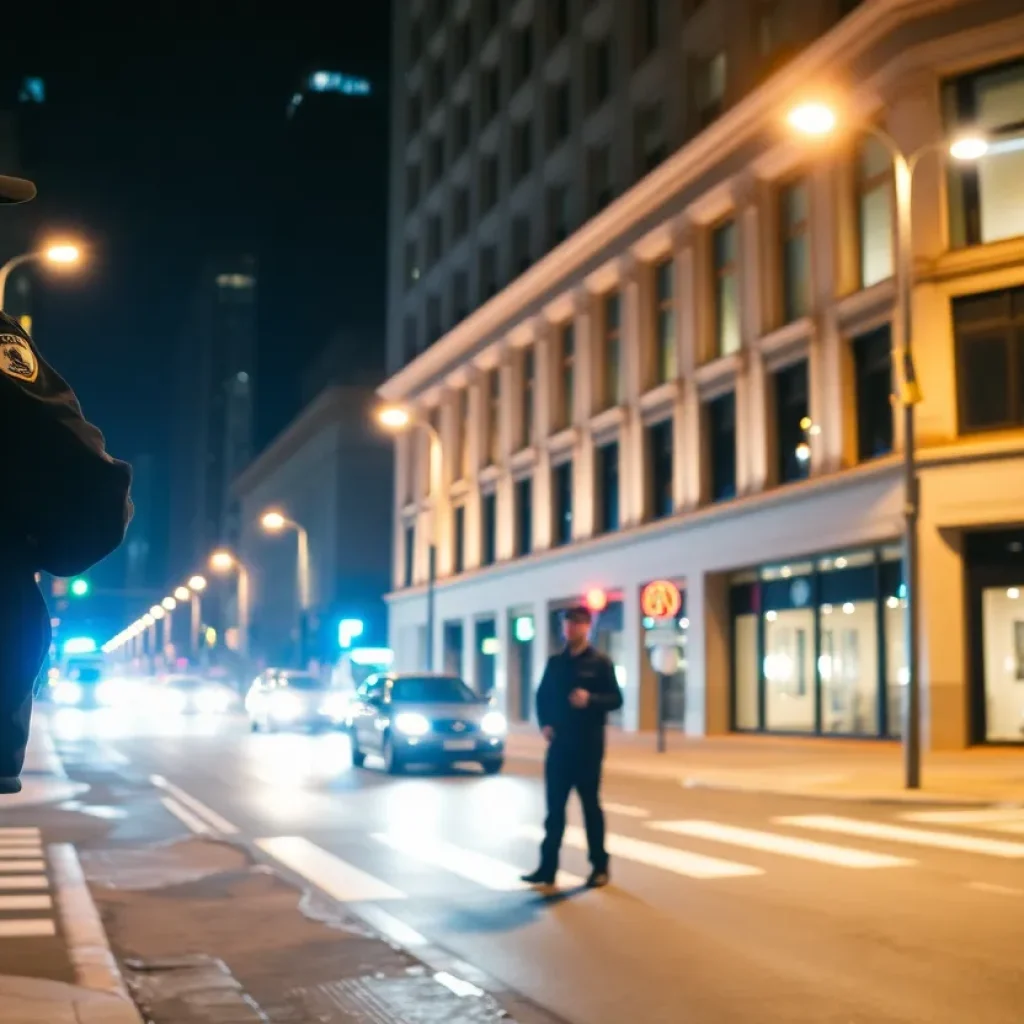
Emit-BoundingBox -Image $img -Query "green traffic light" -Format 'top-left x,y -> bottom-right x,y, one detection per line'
69,578 -> 90,597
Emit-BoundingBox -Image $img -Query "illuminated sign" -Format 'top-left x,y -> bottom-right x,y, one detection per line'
640,580 -> 682,620
513,616 -> 535,643
481,637 -> 499,656
63,637 -> 97,655
585,588 -> 608,613
338,618 -> 365,649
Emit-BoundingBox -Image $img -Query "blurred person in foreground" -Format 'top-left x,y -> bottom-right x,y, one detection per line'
522,605 -> 623,889
0,173 -> 132,793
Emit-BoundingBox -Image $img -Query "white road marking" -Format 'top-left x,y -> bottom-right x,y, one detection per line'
0,847 -> 43,858
150,775 -> 239,835
374,832 -> 584,890
434,971 -> 485,998
650,820 -> 915,869
520,825 -> 762,880
0,829 -> 40,838
601,802 -> 651,819
0,919 -> 56,938
0,894 -> 51,911
0,861 -> 47,873
776,815 -> 1024,858
258,837 -> 406,902
356,904 -> 429,949
161,797 -> 212,835
901,808 -> 1024,835
0,876 -> 48,891
968,881 -> 1024,897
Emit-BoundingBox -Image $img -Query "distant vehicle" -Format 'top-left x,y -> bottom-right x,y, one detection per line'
154,674 -> 237,716
345,673 -> 506,775
50,653 -> 105,708
245,669 -> 341,732
331,647 -> 394,695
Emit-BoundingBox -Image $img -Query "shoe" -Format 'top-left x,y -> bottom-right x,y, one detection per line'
586,869 -> 610,888
0,777 -> 23,795
521,868 -> 556,886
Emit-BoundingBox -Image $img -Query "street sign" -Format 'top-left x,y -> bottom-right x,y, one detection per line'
641,580 -> 682,620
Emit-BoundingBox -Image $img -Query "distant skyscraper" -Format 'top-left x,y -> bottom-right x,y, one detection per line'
169,256 -> 257,578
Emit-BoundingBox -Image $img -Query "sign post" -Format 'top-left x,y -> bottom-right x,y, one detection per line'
640,580 -> 683,754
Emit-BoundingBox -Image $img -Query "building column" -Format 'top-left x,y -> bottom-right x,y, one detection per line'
494,608 -> 512,718
534,325 -> 554,551
683,570 -> 731,736
572,293 -> 595,540
464,372 -> 483,570
461,614 -> 476,691
620,583 -> 644,732
676,230 -> 703,508
620,257 -> 645,527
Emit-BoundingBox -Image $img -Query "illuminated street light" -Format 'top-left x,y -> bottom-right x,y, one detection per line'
188,575 -> 207,592
44,243 -> 81,265
208,549 -> 250,656
377,405 -> 412,430
0,240 -> 85,309
161,596 -> 177,611
209,549 -> 236,572
949,135 -> 989,161
142,613 -> 155,627
174,586 -> 190,602
786,101 -> 837,137
150,605 -> 165,620
260,510 -> 287,532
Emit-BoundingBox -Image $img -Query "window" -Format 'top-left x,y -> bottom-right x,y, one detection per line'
634,0 -> 662,64
549,80 -> 572,145
455,19 -> 473,71
780,179 -> 811,322
560,323 -> 576,427
756,2 -> 781,58
596,441 -> 620,533
512,214 -> 531,274
943,59 -> 1024,248
458,388 -> 471,475
587,143 -> 613,214
521,347 -> 535,446
648,419 -> 673,520
774,360 -> 810,484
553,460 -> 573,546
713,220 -> 740,357
587,39 -> 613,110
654,258 -> 676,384
426,212 -> 443,264
405,239 -> 420,285
547,182 -> 571,247
487,367 -> 501,464
480,153 -> 499,211
549,0 -> 570,44
452,186 -> 470,239
853,324 -> 893,459
428,134 -> 445,186
427,293 -> 442,342
635,100 -> 667,175
452,270 -> 470,323
480,243 -> 499,299
512,119 -> 533,181
707,392 -> 736,501
954,286 -> 1024,433
482,65 -> 501,121
514,25 -> 534,87
407,92 -> 423,134
603,291 -> 623,407
403,316 -> 419,365
404,524 -> 415,586
429,57 -> 446,108
410,19 -> 424,63
482,0 -> 501,34
515,476 -> 533,555
856,136 -> 894,288
453,102 -> 472,155
453,505 -> 466,573
406,163 -> 421,208
481,492 -> 497,566
696,51 -> 726,126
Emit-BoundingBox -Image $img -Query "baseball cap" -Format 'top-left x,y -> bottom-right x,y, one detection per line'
564,605 -> 593,624
0,176 -> 36,204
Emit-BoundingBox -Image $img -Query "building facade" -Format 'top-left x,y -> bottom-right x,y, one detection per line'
382,0 -> 1024,749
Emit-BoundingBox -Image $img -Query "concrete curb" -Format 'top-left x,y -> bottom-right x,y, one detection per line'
48,843 -> 142,1021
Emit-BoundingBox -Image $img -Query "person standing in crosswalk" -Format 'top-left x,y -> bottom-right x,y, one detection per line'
522,606 -> 623,889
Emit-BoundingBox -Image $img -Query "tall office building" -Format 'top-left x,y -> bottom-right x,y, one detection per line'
382,0 -> 1024,751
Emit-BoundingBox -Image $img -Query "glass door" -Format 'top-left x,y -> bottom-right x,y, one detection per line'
981,585 -> 1024,742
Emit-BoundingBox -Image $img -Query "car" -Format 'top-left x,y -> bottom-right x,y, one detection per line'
346,672 -> 506,775
151,674 -> 237,716
245,669 -> 342,732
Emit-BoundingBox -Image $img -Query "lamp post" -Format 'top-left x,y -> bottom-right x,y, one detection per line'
188,575 -> 207,660
377,404 -> 442,671
209,550 -> 250,657
787,102 -> 990,789
260,510 -> 311,664
0,242 -> 83,308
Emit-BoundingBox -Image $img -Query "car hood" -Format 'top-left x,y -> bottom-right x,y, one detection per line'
392,701 -> 487,722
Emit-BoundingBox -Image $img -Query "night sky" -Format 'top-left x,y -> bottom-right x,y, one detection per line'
4,6 -> 391,593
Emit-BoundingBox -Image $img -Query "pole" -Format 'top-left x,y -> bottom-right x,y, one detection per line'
237,566 -> 250,659
295,525 -> 310,669
0,253 -> 34,310
190,596 -> 201,661
148,623 -> 157,674
656,672 -> 667,754
425,423 -> 442,673
426,543 -> 436,671
894,153 -> 921,790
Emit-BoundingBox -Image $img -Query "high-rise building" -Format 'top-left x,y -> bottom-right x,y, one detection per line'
169,256 -> 258,579
381,0 -> 1024,750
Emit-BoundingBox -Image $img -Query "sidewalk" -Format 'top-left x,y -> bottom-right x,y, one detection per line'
8,721 -> 87,810
504,726 -> 1024,803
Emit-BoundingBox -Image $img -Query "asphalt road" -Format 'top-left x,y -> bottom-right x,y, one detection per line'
34,707 -> 1024,1024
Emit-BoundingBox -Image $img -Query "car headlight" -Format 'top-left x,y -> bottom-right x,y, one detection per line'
270,691 -> 303,719
481,711 -> 507,737
53,681 -> 83,706
158,689 -> 189,714
320,692 -> 349,720
394,712 -> 430,737
195,689 -> 232,715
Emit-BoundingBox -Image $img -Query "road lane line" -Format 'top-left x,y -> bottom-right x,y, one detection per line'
161,797 -> 212,835
0,861 -> 47,873
0,894 -> 52,911
776,815 -> 1024,858
602,802 -> 651,819
0,876 -> 48,891
374,831 -> 584,890
0,919 -> 56,938
968,881 -> 1024,897
650,820 -> 916,869
150,775 -> 239,835
902,808 -> 1024,825
258,837 -> 406,902
0,847 -> 43,858
520,825 -> 762,879
0,829 -> 40,838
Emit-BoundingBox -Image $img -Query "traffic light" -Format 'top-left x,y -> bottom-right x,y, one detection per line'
69,577 -> 90,598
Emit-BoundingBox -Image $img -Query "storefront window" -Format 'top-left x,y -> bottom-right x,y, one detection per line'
980,586 -> 1024,742
763,566 -> 816,732
731,576 -> 759,730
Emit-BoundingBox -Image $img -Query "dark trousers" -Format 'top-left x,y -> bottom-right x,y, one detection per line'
539,743 -> 607,873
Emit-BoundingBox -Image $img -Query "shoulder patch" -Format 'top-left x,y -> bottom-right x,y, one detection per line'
0,334 -> 38,383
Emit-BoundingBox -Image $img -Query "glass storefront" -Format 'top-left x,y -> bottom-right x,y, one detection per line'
730,545 -> 906,737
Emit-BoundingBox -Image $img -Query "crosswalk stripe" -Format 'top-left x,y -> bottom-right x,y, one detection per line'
0,848 -> 43,859
0,829 -> 40,838
0,919 -> 56,938
0,895 -> 51,911
161,797 -> 211,836
776,815 -> 1024,858
901,808 -> 1024,835
0,877 -> 48,891
650,820 -> 915,869
520,825 -> 762,879
257,837 -> 405,902
373,832 -> 584,890
0,861 -> 46,873
602,803 -> 650,819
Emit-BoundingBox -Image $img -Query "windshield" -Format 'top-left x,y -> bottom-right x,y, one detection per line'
66,664 -> 102,684
392,676 -> 477,704
166,677 -> 207,690
277,673 -> 325,691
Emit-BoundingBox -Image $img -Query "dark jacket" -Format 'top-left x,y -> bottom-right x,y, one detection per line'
536,645 -> 623,752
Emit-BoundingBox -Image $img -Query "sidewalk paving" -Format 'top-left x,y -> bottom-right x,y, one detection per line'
504,726 -> 1024,803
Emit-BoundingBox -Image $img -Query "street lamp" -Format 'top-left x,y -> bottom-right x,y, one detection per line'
0,241 -> 83,309
209,549 -> 250,657
260,509 -> 312,665
188,575 -> 207,657
787,101 -> 990,789
376,403 -> 442,670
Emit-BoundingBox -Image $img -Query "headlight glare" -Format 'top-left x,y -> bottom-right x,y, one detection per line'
481,710 -> 507,736
394,712 -> 430,737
